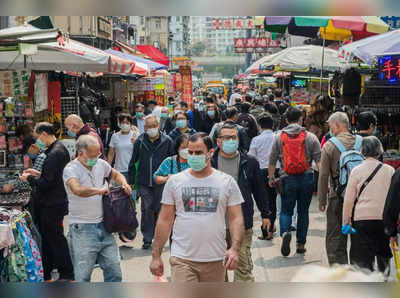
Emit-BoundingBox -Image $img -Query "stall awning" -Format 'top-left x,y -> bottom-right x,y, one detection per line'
136,45 -> 169,67
105,49 -> 167,72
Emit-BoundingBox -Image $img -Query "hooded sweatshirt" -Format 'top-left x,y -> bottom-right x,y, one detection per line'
269,123 -> 321,175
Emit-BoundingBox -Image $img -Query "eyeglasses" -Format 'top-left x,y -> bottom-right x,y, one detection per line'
219,135 -> 238,141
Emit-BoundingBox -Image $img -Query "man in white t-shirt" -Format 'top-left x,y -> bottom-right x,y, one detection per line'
150,133 -> 245,282
63,135 -> 132,282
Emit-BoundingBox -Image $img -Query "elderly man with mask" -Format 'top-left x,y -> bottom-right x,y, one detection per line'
63,135 -> 132,282
64,114 -> 105,159
128,115 -> 175,250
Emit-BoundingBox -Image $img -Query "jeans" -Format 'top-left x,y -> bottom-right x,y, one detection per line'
67,222 -> 122,282
276,196 -> 297,227
280,172 -> 314,245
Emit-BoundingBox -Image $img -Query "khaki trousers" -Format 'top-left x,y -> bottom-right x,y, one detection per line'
226,228 -> 254,282
169,256 -> 225,282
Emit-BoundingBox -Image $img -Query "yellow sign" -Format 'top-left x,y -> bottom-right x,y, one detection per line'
155,84 -> 165,90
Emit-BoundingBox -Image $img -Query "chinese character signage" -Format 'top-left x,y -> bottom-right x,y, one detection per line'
234,38 -> 280,53
223,19 -> 233,29
212,19 -> 222,30
212,17 -> 255,30
378,55 -> 400,83
234,19 -> 243,29
179,66 -> 193,108
246,38 -> 257,48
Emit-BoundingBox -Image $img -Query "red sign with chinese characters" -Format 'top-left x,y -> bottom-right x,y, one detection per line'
378,55 -> 400,82
246,19 -> 255,29
212,19 -> 222,30
179,66 -> 193,109
257,38 -> 268,48
234,38 -> 245,48
246,38 -> 257,48
234,19 -> 244,29
223,19 -> 233,29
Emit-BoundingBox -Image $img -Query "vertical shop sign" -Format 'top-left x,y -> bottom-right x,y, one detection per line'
179,66 -> 193,108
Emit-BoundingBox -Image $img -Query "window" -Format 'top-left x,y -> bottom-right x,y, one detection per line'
155,18 -> 161,29
140,37 -> 145,44
141,16 -> 145,25
176,16 -> 181,22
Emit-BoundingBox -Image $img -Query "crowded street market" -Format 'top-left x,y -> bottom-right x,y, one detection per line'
0,15 -> 400,283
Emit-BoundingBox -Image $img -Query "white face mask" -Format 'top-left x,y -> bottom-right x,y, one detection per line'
120,124 -> 131,132
174,109 -> 183,115
146,128 -> 159,138
179,148 -> 189,160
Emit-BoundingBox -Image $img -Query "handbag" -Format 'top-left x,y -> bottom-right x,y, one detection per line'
102,175 -> 139,233
351,163 -> 383,223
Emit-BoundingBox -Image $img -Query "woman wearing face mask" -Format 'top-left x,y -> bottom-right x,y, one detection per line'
108,114 -> 139,181
168,112 -> 196,141
154,134 -> 190,185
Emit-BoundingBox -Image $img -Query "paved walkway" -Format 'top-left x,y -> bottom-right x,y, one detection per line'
91,196 -> 396,282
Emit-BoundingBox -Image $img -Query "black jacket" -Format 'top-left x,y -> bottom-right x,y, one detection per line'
27,140 -> 70,210
160,118 -> 175,135
384,168 -> 400,237
237,113 -> 259,139
128,132 -> 175,187
211,149 -> 271,230
196,111 -> 222,134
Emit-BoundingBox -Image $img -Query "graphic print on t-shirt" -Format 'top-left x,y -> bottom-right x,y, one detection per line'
182,187 -> 219,213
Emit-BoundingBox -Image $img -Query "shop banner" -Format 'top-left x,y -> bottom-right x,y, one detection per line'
246,38 -> 257,48
48,81 -> 62,136
179,66 -> 193,109
223,19 -> 233,29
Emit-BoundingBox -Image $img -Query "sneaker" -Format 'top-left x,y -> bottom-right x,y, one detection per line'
281,232 -> 292,257
289,226 -> 296,232
142,242 -> 152,250
296,244 -> 307,254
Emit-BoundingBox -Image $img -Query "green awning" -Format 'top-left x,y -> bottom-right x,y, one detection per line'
28,16 -> 54,30
294,16 -> 330,27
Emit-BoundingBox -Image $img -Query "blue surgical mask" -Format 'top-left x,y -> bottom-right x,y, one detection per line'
207,110 -> 215,117
136,112 -> 144,118
222,139 -> 239,155
67,130 -> 77,138
373,127 -> 377,135
188,154 -> 207,172
36,138 -> 47,151
329,130 -> 333,138
176,119 -> 187,129
161,113 -> 169,119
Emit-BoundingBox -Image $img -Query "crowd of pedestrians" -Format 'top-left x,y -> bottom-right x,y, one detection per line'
18,88 -> 400,282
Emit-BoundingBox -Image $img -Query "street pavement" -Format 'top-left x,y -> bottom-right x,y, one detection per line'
90,196 -> 397,282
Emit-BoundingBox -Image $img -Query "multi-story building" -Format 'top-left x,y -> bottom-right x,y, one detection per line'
189,16 -> 248,56
129,16 -> 169,55
51,16 -> 113,50
0,16 -> 9,29
168,16 -> 190,57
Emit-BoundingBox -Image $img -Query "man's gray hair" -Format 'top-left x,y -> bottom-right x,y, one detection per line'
361,136 -> 384,158
144,114 -> 159,124
76,135 -> 99,153
328,112 -> 350,127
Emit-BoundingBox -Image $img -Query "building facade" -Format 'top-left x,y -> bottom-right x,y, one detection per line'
189,16 -> 248,56
168,16 -> 190,57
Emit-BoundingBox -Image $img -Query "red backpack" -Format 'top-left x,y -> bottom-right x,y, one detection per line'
281,130 -> 310,175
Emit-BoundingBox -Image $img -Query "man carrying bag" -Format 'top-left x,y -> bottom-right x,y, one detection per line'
63,135 -> 132,282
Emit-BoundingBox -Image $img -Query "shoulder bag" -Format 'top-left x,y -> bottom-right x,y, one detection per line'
102,172 -> 139,233
351,163 -> 383,223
